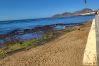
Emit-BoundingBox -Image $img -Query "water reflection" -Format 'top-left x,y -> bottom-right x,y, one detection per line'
0,39 -> 5,44
14,32 -> 44,40
54,26 -> 65,30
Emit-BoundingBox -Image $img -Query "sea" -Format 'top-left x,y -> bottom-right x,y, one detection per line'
0,15 -> 95,44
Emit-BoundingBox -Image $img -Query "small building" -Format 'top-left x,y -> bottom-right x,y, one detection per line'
93,9 -> 99,15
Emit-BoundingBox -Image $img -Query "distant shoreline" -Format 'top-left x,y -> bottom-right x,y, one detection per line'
0,14 -> 95,22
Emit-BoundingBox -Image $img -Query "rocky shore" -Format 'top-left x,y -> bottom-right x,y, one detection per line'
0,21 -> 92,66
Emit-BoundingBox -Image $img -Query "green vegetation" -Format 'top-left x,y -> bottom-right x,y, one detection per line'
0,27 -> 75,59
0,49 -> 7,58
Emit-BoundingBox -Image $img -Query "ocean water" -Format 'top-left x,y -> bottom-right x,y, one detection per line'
0,15 -> 95,44
0,15 -> 94,34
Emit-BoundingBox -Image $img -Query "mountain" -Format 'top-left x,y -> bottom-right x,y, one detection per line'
73,8 -> 93,16
53,8 -> 93,17
53,12 -> 73,17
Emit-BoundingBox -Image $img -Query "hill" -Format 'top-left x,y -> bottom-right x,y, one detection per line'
53,8 -> 93,17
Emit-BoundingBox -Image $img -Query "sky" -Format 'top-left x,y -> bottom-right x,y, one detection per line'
0,0 -> 98,21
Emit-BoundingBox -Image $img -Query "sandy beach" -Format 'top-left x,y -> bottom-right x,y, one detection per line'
0,22 -> 92,66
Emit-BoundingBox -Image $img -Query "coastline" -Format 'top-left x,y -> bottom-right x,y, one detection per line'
0,21 -> 92,66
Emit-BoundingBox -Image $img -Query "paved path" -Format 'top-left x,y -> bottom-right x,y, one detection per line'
95,15 -> 99,66
83,19 -> 97,66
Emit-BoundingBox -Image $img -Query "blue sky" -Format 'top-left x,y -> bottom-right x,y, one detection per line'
0,0 -> 98,20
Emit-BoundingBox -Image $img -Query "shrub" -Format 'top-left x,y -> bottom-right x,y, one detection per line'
0,49 -> 7,59
7,44 -> 21,52
20,39 -> 38,49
